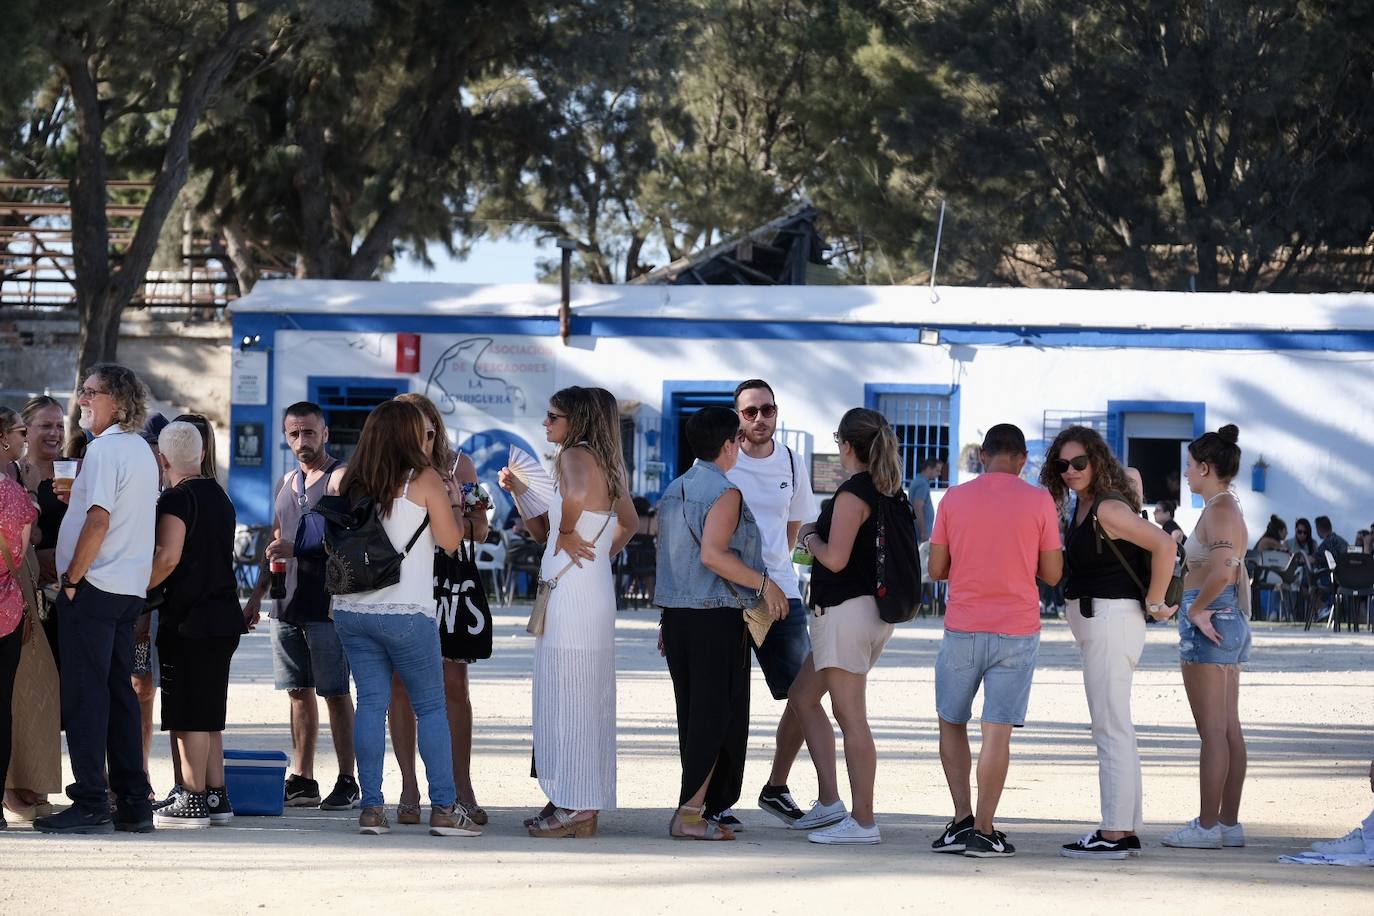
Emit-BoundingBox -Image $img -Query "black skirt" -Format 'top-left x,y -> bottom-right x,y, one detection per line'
157,629 -> 240,732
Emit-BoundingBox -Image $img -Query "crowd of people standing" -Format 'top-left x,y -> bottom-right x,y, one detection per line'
1,363 -> 1365,859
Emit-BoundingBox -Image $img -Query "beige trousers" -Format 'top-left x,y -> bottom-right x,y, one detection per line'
1067,597 -> 1146,832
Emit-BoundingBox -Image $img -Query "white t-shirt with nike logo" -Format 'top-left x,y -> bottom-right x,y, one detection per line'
728,443 -> 817,601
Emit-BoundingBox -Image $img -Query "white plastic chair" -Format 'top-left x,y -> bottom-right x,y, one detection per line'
473,541 -> 506,602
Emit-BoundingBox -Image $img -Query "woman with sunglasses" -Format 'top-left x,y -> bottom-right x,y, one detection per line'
1040,427 -> 1179,860
497,387 -> 637,837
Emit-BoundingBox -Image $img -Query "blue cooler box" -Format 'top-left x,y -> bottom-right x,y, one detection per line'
224,749 -> 289,816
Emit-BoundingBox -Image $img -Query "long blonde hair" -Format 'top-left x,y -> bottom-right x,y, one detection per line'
551,386 -> 627,502
838,407 -> 903,496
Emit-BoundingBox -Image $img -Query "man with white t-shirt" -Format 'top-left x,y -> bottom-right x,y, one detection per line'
725,378 -> 817,829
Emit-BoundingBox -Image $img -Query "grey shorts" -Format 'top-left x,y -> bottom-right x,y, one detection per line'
935,629 -> 1039,727
272,618 -> 351,698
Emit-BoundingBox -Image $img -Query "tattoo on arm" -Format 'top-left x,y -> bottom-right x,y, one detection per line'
1208,539 -> 1235,551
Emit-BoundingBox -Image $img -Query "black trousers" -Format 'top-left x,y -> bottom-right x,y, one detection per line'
0,623 -> 22,796
662,607 -> 750,817
58,584 -> 151,814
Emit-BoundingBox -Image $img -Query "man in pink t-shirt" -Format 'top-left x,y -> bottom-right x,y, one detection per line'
926,424 -> 1063,859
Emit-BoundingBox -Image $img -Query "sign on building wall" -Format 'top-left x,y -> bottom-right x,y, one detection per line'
420,335 -> 557,422
234,421 -> 264,467
231,351 -> 268,405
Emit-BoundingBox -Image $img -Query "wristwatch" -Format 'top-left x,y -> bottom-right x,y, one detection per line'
60,573 -> 84,592
1146,602 -> 1166,614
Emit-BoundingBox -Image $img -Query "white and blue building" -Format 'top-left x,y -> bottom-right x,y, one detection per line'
227,280 -> 1374,540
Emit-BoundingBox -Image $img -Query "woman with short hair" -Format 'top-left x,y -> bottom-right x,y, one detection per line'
1162,424 -> 1251,850
653,405 -> 787,841
148,422 -> 248,828
498,386 -> 637,838
1040,426 -> 1180,859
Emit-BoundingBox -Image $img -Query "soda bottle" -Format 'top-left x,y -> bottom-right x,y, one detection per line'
269,557 -> 287,599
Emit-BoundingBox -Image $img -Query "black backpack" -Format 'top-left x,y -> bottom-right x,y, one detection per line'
315,494 -> 430,596
874,490 -> 922,624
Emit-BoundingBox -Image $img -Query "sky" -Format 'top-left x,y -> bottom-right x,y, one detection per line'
388,235 -> 548,284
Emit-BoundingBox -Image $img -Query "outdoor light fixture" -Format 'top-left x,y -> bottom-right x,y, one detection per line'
239,333 -> 261,351
918,327 -> 941,346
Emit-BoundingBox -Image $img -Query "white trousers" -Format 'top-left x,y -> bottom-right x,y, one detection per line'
1067,597 -> 1146,832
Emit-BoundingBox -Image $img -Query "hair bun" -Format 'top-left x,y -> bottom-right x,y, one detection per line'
1218,424 -> 1239,445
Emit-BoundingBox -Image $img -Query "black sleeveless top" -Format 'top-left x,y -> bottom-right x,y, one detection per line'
33,478 -> 68,550
1063,492 -> 1150,601
812,472 -> 882,609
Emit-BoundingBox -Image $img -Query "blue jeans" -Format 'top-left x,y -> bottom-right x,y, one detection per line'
333,609 -> 455,809
753,598 -> 810,700
1179,586 -> 1251,665
935,629 -> 1040,727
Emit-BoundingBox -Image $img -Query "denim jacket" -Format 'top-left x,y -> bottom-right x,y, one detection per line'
653,461 -> 765,610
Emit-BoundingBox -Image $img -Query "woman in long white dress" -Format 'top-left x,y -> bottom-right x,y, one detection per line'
499,386 -> 636,837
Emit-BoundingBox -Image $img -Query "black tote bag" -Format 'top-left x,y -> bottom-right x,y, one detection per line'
435,536 -> 493,661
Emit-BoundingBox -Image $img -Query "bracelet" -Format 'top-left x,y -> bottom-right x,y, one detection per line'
755,568 -> 770,601
559,527 -> 576,535
801,531 -> 817,550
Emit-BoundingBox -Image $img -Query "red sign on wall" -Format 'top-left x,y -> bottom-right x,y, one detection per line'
396,332 -> 421,374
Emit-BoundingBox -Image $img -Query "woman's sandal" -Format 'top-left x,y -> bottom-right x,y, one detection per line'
396,803 -> 422,826
527,807 -> 597,838
523,801 -> 557,828
669,804 -> 735,841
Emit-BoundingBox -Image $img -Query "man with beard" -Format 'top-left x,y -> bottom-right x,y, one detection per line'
725,379 -> 817,831
35,365 -> 159,834
243,402 -> 359,811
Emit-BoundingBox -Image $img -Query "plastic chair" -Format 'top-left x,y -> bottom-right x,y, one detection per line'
1253,550 -> 1300,622
616,534 -> 657,609
1330,551 -> 1374,632
501,535 -> 544,605
232,523 -> 272,598
473,541 -> 506,602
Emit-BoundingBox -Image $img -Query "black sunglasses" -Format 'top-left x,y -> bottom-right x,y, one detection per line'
1051,455 -> 1091,474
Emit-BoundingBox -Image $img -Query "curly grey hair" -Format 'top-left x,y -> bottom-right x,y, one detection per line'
86,363 -> 149,432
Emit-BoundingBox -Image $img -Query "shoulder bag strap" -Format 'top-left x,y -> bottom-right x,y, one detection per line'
542,511 -> 612,586
1091,495 -> 1148,602
784,444 -> 795,491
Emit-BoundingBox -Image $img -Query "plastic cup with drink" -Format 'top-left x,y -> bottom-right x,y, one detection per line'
52,460 -> 79,499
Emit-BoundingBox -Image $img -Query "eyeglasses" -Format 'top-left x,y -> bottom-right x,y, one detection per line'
424,428 -> 436,441
739,404 -> 778,421
734,429 -> 746,442
77,386 -> 109,400
546,411 -> 567,423
1052,455 -> 1091,474
5,426 -> 26,437
832,431 -> 841,444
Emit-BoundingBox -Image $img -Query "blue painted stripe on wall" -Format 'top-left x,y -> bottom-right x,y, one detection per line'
246,310 -> 1374,352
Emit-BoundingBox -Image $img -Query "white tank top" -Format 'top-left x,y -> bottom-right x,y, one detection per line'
333,478 -> 435,615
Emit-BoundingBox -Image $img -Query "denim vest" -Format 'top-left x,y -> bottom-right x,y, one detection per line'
654,461 -> 765,610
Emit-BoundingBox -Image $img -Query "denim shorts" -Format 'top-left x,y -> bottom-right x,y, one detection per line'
272,618 -> 352,697
935,629 -> 1040,727
1178,586 -> 1251,665
752,598 -> 811,700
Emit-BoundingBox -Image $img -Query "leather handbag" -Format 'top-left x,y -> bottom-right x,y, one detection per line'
528,513 -> 612,636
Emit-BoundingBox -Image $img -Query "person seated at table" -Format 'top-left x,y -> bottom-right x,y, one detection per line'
1253,515 -> 1288,553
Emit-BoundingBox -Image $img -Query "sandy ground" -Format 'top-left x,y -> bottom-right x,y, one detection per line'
1,609 -> 1371,913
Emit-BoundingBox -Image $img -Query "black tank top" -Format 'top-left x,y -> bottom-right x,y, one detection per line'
33,477 -> 68,550
812,472 -> 881,608
1063,492 -> 1150,601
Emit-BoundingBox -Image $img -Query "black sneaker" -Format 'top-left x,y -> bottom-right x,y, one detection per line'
758,784 -> 804,825
1061,831 -> 1132,860
153,785 -> 184,812
154,791 -> 211,829
1124,835 -> 1142,856
34,805 -> 115,835
931,814 -> 975,853
320,774 -> 361,811
114,803 -> 155,833
284,774 -> 322,807
706,810 -> 744,833
206,786 -> 234,826
964,829 -> 1015,858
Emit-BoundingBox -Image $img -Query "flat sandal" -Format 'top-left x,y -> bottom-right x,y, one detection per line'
670,804 -> 735,841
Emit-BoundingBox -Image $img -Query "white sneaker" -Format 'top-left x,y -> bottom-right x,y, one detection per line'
1311,828 -> 1366,855
1161,818 -> 1222,849
808,815 -> 880,845
790,799 -> 847,831
1219,821 -> 1245,847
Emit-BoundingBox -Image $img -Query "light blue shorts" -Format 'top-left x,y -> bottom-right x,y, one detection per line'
935,629 -> 1039,727
1179,586 -> 1251,665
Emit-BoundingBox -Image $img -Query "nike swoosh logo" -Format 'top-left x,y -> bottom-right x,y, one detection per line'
942,830 -> 960,844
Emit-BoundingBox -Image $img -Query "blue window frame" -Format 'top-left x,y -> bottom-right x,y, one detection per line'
863,383 -> 961,486
1107,400 -> 1206,507
308,376 -> 408,465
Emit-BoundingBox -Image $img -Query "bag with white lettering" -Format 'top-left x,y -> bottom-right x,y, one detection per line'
435,536 -> 493,660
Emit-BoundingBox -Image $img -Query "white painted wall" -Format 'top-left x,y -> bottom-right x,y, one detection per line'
272,328 -> 1374,544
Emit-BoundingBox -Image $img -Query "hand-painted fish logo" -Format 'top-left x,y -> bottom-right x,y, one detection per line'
424,337 -> 527,417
